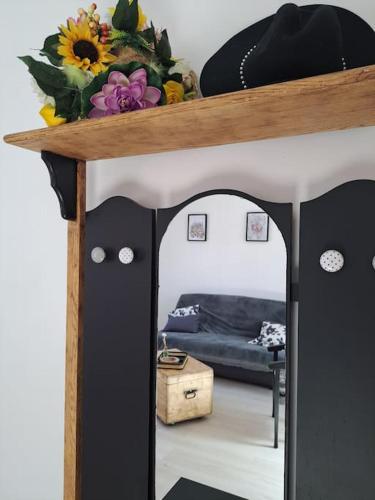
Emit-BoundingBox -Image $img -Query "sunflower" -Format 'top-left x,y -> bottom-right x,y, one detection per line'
58,19 -> 117,75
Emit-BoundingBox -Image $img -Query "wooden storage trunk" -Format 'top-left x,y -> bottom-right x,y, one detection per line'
157,356 -> 214,425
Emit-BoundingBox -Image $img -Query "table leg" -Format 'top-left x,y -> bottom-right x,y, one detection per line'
274,368 -> 280,449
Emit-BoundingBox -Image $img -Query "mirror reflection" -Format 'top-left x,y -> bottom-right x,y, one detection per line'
156,194 -> 287,500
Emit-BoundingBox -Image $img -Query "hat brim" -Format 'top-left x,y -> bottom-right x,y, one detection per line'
200,5 -> 375,97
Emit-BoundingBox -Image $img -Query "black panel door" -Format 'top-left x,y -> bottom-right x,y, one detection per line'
297,181 -> 375,500
82,197 -> 156,500
157,189 -> 294,499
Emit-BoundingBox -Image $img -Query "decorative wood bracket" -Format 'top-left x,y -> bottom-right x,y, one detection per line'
41,151 -> 77,220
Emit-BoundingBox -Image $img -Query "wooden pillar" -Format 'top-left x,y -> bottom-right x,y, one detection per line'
64,160 -> 86,500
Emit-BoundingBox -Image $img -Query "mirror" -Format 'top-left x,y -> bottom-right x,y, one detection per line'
156,193 -> 288,500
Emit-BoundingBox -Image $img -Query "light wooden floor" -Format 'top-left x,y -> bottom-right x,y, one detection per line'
156,377 -> 285,500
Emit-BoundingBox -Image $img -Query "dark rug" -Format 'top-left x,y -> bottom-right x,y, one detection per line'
163,478 -> 248,500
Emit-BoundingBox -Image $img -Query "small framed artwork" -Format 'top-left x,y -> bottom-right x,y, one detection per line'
246,212 -> 269,242
188,214 -> 207,241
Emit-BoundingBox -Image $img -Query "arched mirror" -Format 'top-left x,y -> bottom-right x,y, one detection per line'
155,191 -> 292,500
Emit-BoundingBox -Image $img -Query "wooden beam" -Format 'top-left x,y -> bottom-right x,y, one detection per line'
3,65 -> 375,161
64,160 -> 86,500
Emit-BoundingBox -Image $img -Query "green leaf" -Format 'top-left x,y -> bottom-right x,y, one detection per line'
63,65 -> 91,89
112,0 -> 139,32
150,22 -> 158,49
19,55 -> 82,122
155,29 -> 172,62
163,58 -> 176,69
18,55 -> 35,68
110,29 -> 152,54
81,68 -> 110,117
55,90 -> 82,122
40,33 -> 62,67
19,56 -> 69,98
55,92 -> 75,119
141,27 -> 155,43
70,92 -> 82,122
147,71 -> 162,89
166,73 -> 183,84
159,86 -> 167,106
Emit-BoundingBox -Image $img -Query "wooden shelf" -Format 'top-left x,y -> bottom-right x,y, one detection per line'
4,65 -> 375,161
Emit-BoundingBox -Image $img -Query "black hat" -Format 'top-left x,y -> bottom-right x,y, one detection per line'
200,4 -> 375,97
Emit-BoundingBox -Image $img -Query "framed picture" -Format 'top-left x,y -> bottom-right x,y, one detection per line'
188,214 -> 207,241
246,212 -> 269,242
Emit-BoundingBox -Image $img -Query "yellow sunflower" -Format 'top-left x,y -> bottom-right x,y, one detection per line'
58,19 -> 116,75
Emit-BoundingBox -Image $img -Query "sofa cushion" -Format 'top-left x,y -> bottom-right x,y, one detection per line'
163,304 -> 200,333
158,331 -> 285,372
163,314 -> 200,333
176,293 -> 286,338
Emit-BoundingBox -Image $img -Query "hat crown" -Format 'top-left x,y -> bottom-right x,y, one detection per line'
200,3 -> 375,97
270,3 -> 341,40
241,4 -> 344,89
273,3 -> 302,36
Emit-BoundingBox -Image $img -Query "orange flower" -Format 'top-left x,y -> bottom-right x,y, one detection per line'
163,80 -> 184,104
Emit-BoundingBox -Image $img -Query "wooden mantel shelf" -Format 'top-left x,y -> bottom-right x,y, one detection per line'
4,65 -> 375,161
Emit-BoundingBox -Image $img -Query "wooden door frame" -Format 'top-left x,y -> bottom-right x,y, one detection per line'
64,160 -> 86,500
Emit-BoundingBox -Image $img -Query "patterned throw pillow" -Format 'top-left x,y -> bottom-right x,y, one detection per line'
170,305 -> 200,317
163,305 -> 200,333
249,321 -> 286,347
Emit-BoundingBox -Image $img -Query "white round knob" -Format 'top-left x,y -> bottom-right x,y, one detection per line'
119,247 -> 134,265
91,247 -> 106,264
372,256 -> 375,270
320,250 -> 344,273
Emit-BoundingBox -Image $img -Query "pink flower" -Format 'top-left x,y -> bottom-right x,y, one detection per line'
89,69 -> 161,118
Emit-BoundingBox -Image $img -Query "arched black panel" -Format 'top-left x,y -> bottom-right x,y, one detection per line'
157,189 -> 292,253
156,189 -> 293,499
82,197 -> 156,500
296,180 -> 375,500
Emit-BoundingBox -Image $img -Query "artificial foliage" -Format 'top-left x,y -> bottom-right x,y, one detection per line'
20,1 -> 198,126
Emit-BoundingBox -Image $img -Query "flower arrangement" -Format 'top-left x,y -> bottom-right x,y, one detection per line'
20,1 -> 199,126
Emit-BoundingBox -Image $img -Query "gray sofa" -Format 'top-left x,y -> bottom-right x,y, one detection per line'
158,293 -> 286,388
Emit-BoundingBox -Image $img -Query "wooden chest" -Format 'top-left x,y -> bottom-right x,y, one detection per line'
157,355 -> 214,425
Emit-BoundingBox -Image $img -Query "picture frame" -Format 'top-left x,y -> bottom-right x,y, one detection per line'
246,212 -> 269,242
188,214 -> 207,241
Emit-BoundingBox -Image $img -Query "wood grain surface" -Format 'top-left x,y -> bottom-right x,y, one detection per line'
157,356 -> 213,425
4,66 -> 375,161
64,161 -> 86,500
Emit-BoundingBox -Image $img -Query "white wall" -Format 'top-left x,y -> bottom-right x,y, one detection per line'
158,195 -> 286,329
0,1 -> 375,500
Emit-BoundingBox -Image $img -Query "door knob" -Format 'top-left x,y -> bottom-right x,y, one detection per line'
320,250 -> 344,273
91,247 -> 106,264
118,247 -> 135,264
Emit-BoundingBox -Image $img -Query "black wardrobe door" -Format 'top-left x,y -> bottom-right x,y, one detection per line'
297,181 -> 375,500
82,197 -> 156,500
